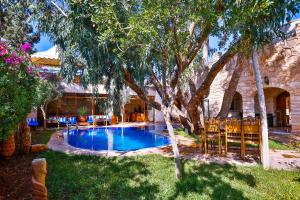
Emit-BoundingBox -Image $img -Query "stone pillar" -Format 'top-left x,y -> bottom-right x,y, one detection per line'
290,93 -> 300,133
242,93 -> 255,118
32,158 -> 48,200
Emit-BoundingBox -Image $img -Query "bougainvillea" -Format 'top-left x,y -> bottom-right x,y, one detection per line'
0,41 -> 38,141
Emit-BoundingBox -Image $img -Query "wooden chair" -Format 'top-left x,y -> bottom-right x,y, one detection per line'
203,119 -> 221,154
225,119 -> 243,156
136,113 -> 142,122
242,118 -> 261,160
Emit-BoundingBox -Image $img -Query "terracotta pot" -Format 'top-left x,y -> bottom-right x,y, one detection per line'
0,132 -> 15,159
78,116 -> 86,122
20,126 -> 31,154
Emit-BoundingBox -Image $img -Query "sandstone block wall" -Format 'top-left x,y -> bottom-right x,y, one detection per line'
207,19 -> 300,133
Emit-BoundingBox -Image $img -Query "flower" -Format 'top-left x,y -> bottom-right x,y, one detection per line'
4,52 -> 23,66
0,44 -> 7,56
21,42 -> 31,52
26,66 -> 34,75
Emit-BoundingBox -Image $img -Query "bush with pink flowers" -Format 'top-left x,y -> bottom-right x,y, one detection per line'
0,41 -> 39,141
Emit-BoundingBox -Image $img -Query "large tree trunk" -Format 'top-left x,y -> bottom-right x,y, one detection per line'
217,55 -> 244,118
15,119 -> 31,154
188,103 -> 203,134
162,106 -> 182,179
40,104 -> 47,130
251,50 -> 270,169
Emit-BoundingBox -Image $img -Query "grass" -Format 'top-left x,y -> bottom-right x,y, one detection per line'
31,129 -> 300,199
175,128 -> 298,151
269,139 -> 291,150
174,128 -> 199,141
31,128 -> 56,144
36,151 -> 300,200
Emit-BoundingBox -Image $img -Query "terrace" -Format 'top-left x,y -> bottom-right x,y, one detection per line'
1,1 -> 300,200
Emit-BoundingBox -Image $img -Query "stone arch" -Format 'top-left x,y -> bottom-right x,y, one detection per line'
254,87 -> 291,128
228,92 -> 243,118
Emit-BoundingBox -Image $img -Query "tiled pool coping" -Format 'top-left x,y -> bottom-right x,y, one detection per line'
48,123 -> 172,157
47,123 -> 261,167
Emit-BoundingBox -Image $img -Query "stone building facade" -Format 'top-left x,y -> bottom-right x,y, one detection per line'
208,19 -> 300,133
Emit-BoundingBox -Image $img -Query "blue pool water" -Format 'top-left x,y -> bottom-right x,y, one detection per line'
64,126 -> 170,151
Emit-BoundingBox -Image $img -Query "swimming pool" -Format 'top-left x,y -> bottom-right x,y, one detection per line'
64,126 -> 170,151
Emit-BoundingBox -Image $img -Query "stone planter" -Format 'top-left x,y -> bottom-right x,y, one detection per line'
20,125 -> 31,154
0,132 -> 15,159
32,158 -> 48,200
31,144 -> 48,153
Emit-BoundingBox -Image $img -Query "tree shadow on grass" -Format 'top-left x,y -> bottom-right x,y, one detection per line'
41,151 -> 159,200
169,161 -> 256,200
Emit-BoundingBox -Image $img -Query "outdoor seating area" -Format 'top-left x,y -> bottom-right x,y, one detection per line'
26,118 -> 39,128
124,112 -> 148,122
202,118 -> 261,160
44,115 -> 111,127
2,2 -> 300,200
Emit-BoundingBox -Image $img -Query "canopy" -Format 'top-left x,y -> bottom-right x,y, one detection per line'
31,46 -> 60,66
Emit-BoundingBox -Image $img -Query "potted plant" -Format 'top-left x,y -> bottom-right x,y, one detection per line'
77,106 -> 87,122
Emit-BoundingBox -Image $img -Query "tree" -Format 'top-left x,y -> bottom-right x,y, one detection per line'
0,41 -> 38,142
252,50 -> 270,169
0,0 -> 40,50
0,0 -> 41,151
33,0 -> 299,178
217,54 -> 245,119
119,86 -> 131,123
34,72 -> 63,129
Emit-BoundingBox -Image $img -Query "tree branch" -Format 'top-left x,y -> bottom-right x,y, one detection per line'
188,39 -> 242,109
123,68 -> 161,110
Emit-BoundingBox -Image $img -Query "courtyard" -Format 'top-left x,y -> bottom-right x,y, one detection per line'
1,1 -> 300,200
0,127 -> 299,199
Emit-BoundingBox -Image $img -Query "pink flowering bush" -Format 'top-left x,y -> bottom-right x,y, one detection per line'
0,41 -> 61,141
0,41 -> 39,141
21,42 -> 31,53
0,41 -> 31,68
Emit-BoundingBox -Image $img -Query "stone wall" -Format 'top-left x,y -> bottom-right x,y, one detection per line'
207,19 -> 300,133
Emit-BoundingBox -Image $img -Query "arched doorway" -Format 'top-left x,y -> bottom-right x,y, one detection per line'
254,87 -> 291,128
228,92 -> 243,118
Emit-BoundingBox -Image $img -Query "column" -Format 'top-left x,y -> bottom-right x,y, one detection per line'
242,93 -> 255,118
290,93 -> 300,133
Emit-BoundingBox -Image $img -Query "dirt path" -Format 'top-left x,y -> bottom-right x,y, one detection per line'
0,154 -> 37,200
270,150 -> 300,170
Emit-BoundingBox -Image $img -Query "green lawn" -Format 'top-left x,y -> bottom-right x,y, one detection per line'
31,128 -> 56,144
32,129 -> 300,199
175,129 -> 297,151
37,151 -> 300,200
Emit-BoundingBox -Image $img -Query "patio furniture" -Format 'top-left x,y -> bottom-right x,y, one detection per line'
141,113 -> 146,122
242,118 -> 261,160
225,119 -> 243,156
68,117 -> 77,125
58,117 -> 68,127
27,118 -> 39,128
87,115 -> 94,124
136,113 -> 142,122
94,115 -> 107,125
203,119 -> 222,154
110,115 -> 118,125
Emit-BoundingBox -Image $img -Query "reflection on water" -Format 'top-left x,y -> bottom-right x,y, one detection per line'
65,126 -> 170,151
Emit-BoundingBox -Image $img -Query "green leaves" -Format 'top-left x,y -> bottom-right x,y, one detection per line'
32,0 -> 300,116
